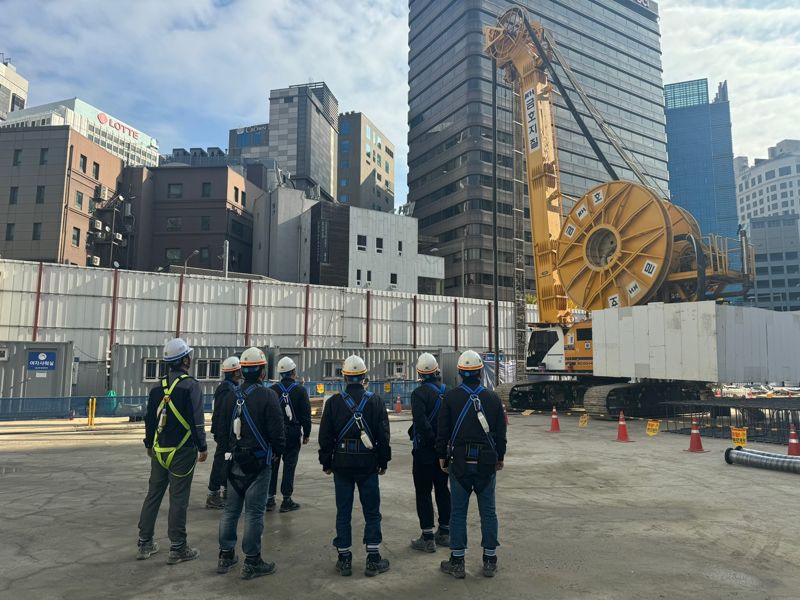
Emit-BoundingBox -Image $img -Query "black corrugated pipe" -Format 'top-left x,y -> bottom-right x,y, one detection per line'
725,447 -> 800,474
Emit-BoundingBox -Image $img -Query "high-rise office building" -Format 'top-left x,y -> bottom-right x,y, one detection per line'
408,0 -> 669,300
747,213 -> 800,312
664,79 -> 737,239
734,139 -> 800,226
0,55 -> 28,121
337,111 -> 395,212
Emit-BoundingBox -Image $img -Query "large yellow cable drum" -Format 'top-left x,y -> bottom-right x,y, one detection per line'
556,181 -> 674,310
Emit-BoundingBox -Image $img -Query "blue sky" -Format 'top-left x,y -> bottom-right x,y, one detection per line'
2,0 -> 798,206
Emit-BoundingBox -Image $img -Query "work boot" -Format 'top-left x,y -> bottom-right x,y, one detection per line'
167,545 -> 199,565
410,536 -> 436,553
365,554 -> 390,577
279,497 -> 300,512
265,497 -> 276,512
434,529 -> 450,547
217,551 -> 239,574
241,558 -> 276,580
482,555 -> 498,578
136,540 -> 159,560
206,494 -> 225,510
440,557 -> 466,579
335,555 -> 353,577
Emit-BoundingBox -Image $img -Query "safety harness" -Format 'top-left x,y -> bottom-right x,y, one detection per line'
277,381 -> 298,422
449,383 -> 496,457
152,374 -> 195,477
412,382 -> 444,450
335,391 -> 376,454
227,383 -> 273,496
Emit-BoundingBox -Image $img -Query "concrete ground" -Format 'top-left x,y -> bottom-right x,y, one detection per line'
1,413 -> 798,600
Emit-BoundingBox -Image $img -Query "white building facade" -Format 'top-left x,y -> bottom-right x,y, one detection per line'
735,140 -> 800,227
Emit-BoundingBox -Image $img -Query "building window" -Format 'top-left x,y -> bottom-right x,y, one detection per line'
71,227 -> 80,247
365,142 -> 371,159
231,220 -> 245,238
200,247 -> 209,261
79,154 -> 87,173
201,216 -> 210,231
5,223 -> 14,241
340,140 -> 350,153
779,166 -> 792,177
376,237 -> 383,253
32,222 -> 42,241
386,360 -> 404,379
367,270 -> 372,284
9,186 -> 18,205
766,170 -> 775,181
386,147 -> 394,158
166,217 -> 183,232
340,159 -> 349,169
39,148 -> 48,165
377,173 -> 382,182
323,361 -> 343,379
356,269 -> 362,286
202,182 -> 212,198
195,359 -> 221,380
385,160 -> 390,174
241,191 -> 246,208
166,248 -> 182,262
143,359 -> 169,382
12,149 -> 22,166
340,121 -> 350,135
167,183 -> 183,199
36,186 -> 45,204
92,162 -> 100,179
340,194 -> 349,203
770,252 -> 784,260
390,273 -> 398,287
398,240 -> 403,255
366,125 -> 372,141
234,186 -> 240,203
75,191 -> 84,210
283,96 -> 294,103
340,178 -> 348,187
357,234 -> 367,251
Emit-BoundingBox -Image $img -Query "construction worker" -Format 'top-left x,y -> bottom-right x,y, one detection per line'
206,356 -> 242,509
318,355 -> 391,577
267,356 -> 312,512
409,352 -> 450,552
436,350 -> 507,579
137,338 -> 207,564
215,347 -> 286,579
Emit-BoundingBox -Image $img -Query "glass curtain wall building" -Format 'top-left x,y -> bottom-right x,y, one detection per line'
408,0 -> 669,300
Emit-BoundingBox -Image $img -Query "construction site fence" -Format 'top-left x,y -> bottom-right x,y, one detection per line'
0,380 -> 420,422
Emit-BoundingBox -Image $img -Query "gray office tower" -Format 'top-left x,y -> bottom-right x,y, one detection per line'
408,0 -> 669,300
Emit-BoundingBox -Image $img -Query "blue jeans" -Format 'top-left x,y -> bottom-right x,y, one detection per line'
218,463 -> 272,558
449,464 -> 498,552
333,472 -> 382,549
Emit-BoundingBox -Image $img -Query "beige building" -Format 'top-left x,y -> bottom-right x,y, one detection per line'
337,112 -> 395,212
0,125 -> 124,265
0,56 -> 28,121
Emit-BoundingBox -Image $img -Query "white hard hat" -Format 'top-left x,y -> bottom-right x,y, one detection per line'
342,354 -> 368,377
416,352 -> 439,375
277,356 -> 297,374
163,338 -> 193,362
457,350 -> 483,372
240,347 -> 267,367
222,356 -> 241,373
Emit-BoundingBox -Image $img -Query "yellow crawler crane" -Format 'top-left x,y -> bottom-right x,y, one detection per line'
484,7 -> 752,416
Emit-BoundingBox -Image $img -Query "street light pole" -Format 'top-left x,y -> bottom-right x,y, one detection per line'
184,249 -> 199,275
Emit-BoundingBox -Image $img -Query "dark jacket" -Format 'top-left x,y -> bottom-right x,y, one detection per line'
217,379 -> 286,458
144,368 -> 207,453
270,377 -> 312,449
436,381 -> 507,462
210,378 -> 238,440
318,384 -> 391,475
409,379 -> 448,463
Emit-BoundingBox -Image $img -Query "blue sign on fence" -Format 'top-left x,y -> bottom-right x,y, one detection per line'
27,351 -> 56,371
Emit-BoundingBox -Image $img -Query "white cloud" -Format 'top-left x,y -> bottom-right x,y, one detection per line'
660,0 -> 800,161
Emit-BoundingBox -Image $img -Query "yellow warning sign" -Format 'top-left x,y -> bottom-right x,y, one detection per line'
384,382 -> 392,393
316,383 -> 325,395
578,414 -> 589,428
646,419 -> 661,436
731,426 -> 748,447
521,410 -> 534,416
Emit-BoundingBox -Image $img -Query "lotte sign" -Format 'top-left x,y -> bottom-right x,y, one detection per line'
97,112 -> 140,140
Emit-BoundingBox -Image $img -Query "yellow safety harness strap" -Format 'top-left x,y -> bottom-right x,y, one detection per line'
152,374 -> 196,477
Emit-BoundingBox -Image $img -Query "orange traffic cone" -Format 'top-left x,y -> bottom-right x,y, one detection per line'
394,395 -> 402,413
685,418 -> 708,453
788,424 -> 800,456
615,410 -> 633,442
549,406 -> 561,433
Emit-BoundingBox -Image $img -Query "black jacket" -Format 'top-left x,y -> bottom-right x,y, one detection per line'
144,369 -> 207,453
436,382 -> 507,461
318,384 -> 391,474
270,377 -> 312,448
217,379 -> 286,458
210,378 -> 238,439
409,379 -> 448,463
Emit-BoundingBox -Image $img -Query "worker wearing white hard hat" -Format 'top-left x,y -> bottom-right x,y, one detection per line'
408,353 -> 451,553
216,346 -> 286,578
137,337 -> 207,564
266,356 -> 312,513
206,356 -> 243,510
436,349 -> 507,579
318,354 -> 392,577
